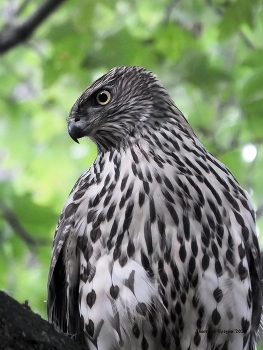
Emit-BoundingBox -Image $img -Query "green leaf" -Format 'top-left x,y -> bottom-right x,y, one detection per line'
219,0 -> 258,39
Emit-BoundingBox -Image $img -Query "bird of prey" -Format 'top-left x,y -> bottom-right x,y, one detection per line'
47,66 -> 262,350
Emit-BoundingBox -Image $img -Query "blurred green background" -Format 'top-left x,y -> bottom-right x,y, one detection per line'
0,0 -> 263,346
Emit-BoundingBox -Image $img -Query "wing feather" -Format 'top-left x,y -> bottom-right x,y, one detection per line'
47,205 -> 83,342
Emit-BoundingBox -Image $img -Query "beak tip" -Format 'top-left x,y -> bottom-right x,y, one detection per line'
68,121 -> 81,144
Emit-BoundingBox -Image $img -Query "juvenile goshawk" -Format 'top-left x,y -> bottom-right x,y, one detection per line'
47,66 -> 262,350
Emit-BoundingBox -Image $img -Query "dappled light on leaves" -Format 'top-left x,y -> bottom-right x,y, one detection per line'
242,144 -> 257,163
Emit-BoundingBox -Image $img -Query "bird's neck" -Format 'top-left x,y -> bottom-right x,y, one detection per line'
95,116 -> 195,155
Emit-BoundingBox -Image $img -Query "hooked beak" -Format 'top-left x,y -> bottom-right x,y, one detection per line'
68,120 -> 87,143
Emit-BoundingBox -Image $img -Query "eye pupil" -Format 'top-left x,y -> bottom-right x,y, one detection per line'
96,90 -> 111,105
98,92 -> 108,103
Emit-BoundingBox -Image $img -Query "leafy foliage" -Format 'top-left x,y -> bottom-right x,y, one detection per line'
0,1 -> 263,346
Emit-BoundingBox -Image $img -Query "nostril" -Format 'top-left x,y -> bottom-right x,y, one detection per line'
75,117 -> 80,122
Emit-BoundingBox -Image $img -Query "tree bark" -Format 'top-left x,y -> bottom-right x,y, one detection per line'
0,291 -> 87,350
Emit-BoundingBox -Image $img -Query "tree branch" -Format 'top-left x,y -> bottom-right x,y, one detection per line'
0,291 -> 88,350
0,0 -> 67,55
0,200 -> 50,247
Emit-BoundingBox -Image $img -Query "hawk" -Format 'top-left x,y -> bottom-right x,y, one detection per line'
47,66 -> 262,350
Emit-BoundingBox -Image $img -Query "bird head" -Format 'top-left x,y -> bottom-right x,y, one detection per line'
67,66 -> 193,152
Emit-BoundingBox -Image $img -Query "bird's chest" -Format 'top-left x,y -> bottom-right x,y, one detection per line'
76,149 -> 171,262
69,144 -> 254,350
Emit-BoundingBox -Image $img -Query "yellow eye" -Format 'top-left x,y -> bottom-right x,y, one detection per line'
96,90 -> 111,105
